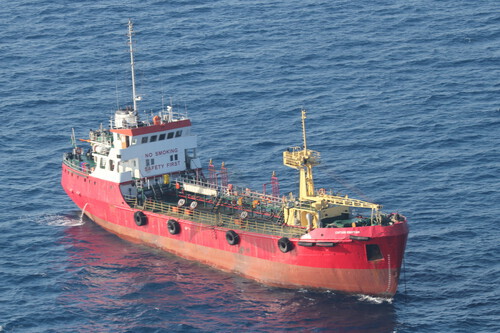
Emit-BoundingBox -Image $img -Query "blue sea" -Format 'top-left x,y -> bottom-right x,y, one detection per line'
1,0 -> 498,332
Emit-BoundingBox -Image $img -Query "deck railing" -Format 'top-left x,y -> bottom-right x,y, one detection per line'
124,196 -> 305,238
180,177 -> 284,204
63,157 -> 95,175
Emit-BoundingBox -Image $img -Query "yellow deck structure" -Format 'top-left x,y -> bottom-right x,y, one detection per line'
282,110 -> 382,229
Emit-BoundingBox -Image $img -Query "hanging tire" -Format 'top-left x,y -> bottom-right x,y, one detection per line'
278,237 -> 293,253
167,219 -> 180,235
226,230 -> 239,245
134,211 -> 147,226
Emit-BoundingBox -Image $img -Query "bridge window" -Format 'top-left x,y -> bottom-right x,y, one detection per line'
167,132 -> 174,139
150,135 -> 157,142
141,137 -> 148,144
175,130 -> 182,137
159,133 -> 166,140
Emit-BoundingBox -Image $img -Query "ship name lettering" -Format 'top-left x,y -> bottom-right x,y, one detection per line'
334,230 -> 360,234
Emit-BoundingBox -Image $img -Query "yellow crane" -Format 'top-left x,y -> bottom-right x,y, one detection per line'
282,110 -> 381,229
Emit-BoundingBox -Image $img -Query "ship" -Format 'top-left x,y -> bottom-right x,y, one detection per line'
61,20 -> 408,298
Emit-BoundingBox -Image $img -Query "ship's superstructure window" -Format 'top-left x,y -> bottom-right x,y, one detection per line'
366,244 -> 383,261
109,159 -> 115,171
159,133 -> 166,140
167,132 -> 174,139
186,148 -> 196,158
150,135 -> 157,142
100,158 -> 106,169
131,138 -> 137,145
170,154 -> 178,161
146,158 -> 155,166
175,130 -> 182,137
141,137 -> 148,144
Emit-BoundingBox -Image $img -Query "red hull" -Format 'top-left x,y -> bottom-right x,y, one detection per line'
62,164 -> 408,297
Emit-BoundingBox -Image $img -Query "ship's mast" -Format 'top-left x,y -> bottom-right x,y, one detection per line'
127,19 -> 139,113
301,110 -> 308,150
283,110 -> 320,199
283,110 -> 382,213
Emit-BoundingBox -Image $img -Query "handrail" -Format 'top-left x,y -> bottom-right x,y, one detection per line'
63,158 -> 95,175
179,177 -> 284,205
88,130 -> 113,145
124,196 -> 305,238
315,193 -> 381,210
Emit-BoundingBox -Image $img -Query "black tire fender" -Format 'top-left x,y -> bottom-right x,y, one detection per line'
226,230 -> 240,245
134,211 -> 147,226
278,237 -> 293,253
167,219 -> 180,235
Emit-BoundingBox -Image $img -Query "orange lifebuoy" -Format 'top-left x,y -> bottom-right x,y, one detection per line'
153,115 -> 161,125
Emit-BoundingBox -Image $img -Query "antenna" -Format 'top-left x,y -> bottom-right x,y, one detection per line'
71,128 -> 77,148
127,19 -> 139,113
168,97 -> 173,121
114,71 -> 120,110
161,81 -> 165,110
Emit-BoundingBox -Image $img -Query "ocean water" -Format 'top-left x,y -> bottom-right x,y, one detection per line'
1,0 -> 499,332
